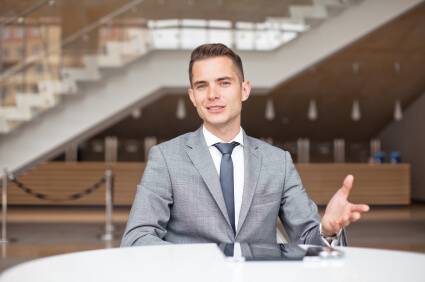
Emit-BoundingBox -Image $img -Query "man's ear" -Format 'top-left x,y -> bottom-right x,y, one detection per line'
188,88 -> 196,107
241,80 -> 251,102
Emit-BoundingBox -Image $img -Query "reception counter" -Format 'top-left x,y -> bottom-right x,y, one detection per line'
296,163 -> 410,205
7,162 -> 410,205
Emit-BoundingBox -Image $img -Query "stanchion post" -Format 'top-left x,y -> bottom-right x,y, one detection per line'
101,168 -> 115,241
1,169 -> 15,244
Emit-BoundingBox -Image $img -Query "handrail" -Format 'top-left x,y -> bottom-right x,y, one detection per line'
0,0 -> 146,82
0,0 -> 54,29
0,0 -> 33,20
0,0 -> 55,82
0,0 -> 311,83
60,0 -> 146,47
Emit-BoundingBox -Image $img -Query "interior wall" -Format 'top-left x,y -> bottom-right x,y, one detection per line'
377,90 -> 425,201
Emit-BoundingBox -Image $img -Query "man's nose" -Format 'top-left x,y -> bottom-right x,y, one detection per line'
207,85 -> 219,100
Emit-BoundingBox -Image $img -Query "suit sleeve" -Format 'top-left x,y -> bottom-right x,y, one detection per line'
121,145 -> 173,247
278,152 -> 348,246
278,151 -> 324,246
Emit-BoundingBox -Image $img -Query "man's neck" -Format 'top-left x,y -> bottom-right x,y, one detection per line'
204,123 -> 241,143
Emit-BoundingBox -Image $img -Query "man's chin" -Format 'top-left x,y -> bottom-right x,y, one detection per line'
203,115 -> 241,130
204,121 -> 226,129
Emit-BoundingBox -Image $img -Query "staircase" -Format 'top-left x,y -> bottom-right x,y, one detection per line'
0,0 -> 349,134
0,0 -> 423,176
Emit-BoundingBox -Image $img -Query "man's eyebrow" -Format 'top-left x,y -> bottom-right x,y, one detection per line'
193,80 -> 207,86
217,76 -> 234,81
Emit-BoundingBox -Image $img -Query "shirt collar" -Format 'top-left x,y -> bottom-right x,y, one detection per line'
202,125 -> 244,147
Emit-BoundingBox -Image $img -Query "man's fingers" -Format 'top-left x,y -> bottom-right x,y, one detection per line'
342,174 -> 354,193
338,174 -> 354,199
332,214 -> 356,227
349,212 -> 361,222
350,204 -> 370,213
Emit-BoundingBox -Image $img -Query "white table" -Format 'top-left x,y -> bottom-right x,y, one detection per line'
1,244 -> 425,282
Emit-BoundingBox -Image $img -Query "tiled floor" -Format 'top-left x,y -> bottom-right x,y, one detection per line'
1,203 -> 425,273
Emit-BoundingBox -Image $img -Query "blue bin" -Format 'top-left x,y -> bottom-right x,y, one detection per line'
390,152 -> 401,164
375,152 -> 386,164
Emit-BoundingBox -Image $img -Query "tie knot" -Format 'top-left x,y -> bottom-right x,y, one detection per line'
214,141 -> 239,155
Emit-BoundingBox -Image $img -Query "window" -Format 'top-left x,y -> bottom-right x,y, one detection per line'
31,84 -> 38,93
2,48 -> 9,58
15,46 -> 23,58
15,27 -> 24,39
32,27 -> 40,37
2,28 -> 10,39
16,69 -> 24,76
32,45 -> 40,55
34,64 -> 43,74
1,87 -> 8,99
100,27 -> 111,37
15,85 -> 23,93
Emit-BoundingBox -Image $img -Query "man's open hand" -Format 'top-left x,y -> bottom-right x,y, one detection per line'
321,175 -> 370,236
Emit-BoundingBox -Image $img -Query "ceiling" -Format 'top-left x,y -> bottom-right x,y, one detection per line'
0,0 -> 317,55
262,1 -> 425,142
95,1 -> 425,143
0,0 -> 312,22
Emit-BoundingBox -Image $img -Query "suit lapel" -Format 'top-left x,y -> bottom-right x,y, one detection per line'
237,133 -> 261,234
185,127 -> 231,226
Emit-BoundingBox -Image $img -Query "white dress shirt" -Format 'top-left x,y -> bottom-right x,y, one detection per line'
202,126 -> 244,230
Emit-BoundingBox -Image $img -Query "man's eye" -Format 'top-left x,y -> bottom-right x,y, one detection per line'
196,84 -> 206,89
221,81 -> 230,86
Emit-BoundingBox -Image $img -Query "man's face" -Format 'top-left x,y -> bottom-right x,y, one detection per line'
188,56 -> 251,134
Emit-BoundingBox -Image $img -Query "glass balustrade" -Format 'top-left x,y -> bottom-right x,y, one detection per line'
0,0 -> 62,132
0,0 -> 312,133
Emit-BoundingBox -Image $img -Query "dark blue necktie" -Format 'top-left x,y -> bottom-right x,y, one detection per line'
214,141 -> 239,235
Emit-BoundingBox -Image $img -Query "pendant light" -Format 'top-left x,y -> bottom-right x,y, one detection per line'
176,98 -> 186,120
307,66 -> 318,121
131,108 -> 142,119
351,99 -> 361,121
265,98 -> 275,121
393,62 -> 403,121
394,100 -> 403,121
351,62 -> 361,121
307,99 -> 318,121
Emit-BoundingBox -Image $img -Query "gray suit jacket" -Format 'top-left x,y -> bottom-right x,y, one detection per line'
121,127 -> 336,247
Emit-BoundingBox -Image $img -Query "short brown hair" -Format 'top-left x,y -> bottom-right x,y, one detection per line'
188,43 -> 244,87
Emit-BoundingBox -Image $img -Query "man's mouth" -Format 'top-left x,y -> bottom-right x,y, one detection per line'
207,106 -> 224,110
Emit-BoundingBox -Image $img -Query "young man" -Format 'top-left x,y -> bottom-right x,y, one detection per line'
121,44 -> 369,247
